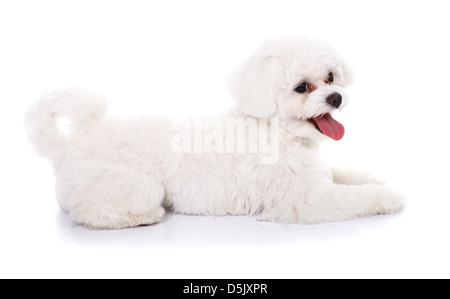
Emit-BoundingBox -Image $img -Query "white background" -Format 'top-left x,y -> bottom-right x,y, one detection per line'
1,0 -> 449,278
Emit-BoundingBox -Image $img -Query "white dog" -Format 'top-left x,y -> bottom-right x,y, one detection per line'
26,37 -> 405,229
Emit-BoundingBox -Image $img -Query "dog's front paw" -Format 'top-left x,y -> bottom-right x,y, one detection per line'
331,167 -> 385,185
374,186 -> 406,215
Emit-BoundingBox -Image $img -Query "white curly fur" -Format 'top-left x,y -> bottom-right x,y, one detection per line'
26,37 -> 405,229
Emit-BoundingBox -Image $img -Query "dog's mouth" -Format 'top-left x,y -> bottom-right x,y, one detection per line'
307,113 -> 345,141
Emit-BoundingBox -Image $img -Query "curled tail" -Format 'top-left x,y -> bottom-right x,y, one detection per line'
25,88 -> 107,160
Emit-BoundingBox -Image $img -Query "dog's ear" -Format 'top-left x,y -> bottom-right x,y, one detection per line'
229,55 -> 281,117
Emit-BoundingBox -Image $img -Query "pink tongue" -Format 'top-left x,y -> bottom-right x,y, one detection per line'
313,113 -> 345,140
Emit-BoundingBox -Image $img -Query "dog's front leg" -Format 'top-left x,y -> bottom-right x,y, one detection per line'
300,182 -> 405,223
330,166 -> 385,185
258,182 -> 405,224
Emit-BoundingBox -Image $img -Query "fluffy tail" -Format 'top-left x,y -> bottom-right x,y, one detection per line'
25,88 -> 107,160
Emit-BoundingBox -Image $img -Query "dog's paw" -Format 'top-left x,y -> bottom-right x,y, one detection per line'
70,207 -> 165,230
373,186 -> 406,215
331,167 -> 385,185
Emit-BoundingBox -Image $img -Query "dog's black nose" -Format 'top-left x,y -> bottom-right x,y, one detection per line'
326,92 -> 342,109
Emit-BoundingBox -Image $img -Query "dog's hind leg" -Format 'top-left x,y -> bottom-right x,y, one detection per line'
65,160 -> 165,230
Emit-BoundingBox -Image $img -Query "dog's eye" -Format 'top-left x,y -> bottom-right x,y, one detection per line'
326,72 -> 334,83
294,83 -> 308,93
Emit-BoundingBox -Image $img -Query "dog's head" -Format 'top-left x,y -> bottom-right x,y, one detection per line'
229,37 -> 354,141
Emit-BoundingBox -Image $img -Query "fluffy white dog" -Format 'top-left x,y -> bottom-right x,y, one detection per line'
26,37 -> 405,229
